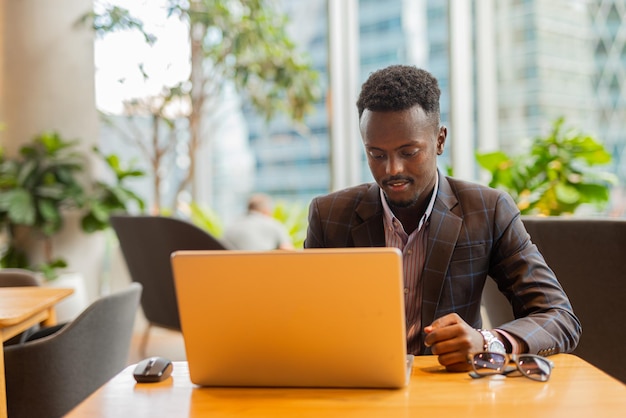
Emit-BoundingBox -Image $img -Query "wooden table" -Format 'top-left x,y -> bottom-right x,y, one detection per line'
67,354 -> 626,417
0,287 -> 74,418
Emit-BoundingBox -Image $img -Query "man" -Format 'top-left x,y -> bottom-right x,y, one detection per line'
223,193 -> 294,251
305,65 -> 581,371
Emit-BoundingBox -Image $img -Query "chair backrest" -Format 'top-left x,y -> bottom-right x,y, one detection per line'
4,282 -> 142,418
110,215 -> 227,330
1,268 -> 42,344
0,268 -> 40,287
481,216 -> 626,383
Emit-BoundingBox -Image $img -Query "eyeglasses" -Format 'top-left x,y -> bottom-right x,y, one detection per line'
468,352 -> 555,382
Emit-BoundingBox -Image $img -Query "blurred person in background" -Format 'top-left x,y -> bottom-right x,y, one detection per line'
223,193 -> 294,251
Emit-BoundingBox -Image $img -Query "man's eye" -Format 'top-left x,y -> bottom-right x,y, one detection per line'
368,151 -> 385,159
402,150 -> 418,157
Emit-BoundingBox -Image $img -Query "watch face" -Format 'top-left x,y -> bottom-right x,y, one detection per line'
489,340 -> 506,353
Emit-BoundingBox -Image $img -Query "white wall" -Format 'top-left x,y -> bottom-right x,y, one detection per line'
1,0 -> 104,301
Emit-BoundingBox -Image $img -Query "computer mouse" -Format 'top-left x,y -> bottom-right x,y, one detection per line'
133,356 -> 173,383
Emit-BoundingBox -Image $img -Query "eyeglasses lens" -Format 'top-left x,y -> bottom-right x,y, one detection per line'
472,352 -> 507,375
518,356 -> 551,382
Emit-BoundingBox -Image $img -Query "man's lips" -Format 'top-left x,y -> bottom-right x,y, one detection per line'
384,178 -> 412,191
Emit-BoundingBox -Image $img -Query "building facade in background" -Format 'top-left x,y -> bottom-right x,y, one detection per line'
233,0 -> 625,217
495,0 -> 597,150
590,0 -> 626,189
98,0 -> 626,220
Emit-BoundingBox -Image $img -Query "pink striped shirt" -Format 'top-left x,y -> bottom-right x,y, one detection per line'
381,176 -> 438,354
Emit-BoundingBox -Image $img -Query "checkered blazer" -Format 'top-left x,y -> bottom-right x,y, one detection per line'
305,172 -> 581,355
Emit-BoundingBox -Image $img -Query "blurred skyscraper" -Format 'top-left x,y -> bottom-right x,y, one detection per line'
494,0 -> 597,150
232,0 -> 625,213
590,0 -> 626,187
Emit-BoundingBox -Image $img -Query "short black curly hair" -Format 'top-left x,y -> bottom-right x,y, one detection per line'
356,65 -> 441,123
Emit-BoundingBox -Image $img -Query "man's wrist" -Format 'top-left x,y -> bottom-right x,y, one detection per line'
478,329 -> 506,354
494,329 -> 528,354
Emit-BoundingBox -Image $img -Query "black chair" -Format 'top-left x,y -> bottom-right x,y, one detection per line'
110,215 -> 228,356
1,268 -> 42,345
4,282 -> 142,418
481,216 -> 626,383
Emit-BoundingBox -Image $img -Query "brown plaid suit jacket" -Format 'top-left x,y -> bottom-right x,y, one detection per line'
305,172 -> 581,355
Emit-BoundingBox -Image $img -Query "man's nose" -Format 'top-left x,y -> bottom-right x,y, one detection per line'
386,156 -> 403,176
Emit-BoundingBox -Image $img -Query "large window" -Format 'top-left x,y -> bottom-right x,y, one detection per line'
95,0 -> 626,220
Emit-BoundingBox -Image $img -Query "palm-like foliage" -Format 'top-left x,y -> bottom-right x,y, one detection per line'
476,118 -> 617,216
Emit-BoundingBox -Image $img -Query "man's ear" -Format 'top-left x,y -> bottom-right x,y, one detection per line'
436,126 -> 447,155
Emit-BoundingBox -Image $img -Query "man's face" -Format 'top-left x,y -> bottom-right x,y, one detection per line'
360,105 -> 446,208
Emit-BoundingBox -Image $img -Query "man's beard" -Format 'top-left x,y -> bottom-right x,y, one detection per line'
385,194 -> 419,209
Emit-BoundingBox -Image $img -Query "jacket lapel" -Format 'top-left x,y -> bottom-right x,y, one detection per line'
352,184 -> 386,247
345,177 -> 462,327
421,174 -> 462,327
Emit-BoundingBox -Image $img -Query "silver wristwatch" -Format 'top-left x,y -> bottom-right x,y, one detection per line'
478,329 -> 506,354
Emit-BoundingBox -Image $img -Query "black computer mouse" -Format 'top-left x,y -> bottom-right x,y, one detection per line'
133,356 -> 173,383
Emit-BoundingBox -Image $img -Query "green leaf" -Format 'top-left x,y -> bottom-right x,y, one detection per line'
189,202 -> 224,237
81,213 -> 107,233
554,183 -> 580,204
37,258 -> 68,281
89,200 -> 111,222
573,183 -> 610,204
272,200 -> 308,248
0,245 -> 30,269
476,151 -> 510,172
1,189 -> 36,225
36,184 -> 66,200
37,199 -> 63,236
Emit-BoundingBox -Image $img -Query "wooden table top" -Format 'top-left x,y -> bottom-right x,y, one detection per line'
67,354 -> 626,417
0,287 -> 74,328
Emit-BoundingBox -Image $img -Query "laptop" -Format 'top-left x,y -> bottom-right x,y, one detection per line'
170,247 -> 413,388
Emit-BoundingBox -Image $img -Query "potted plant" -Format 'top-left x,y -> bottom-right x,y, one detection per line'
0,131 -> 145,280
476,117 -> 618,216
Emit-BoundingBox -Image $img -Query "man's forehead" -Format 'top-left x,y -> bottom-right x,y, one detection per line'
360,104 -> 432,119
360,106 -> 436,130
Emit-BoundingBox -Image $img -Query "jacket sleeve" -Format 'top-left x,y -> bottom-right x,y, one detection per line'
488,193 -> 582,355
304,197 -> 324,248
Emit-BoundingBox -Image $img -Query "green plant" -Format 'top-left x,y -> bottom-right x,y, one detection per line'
188,202 -> 225,238
272,200 -> 309,249
81,149 -> 146,233
0,131 -> 145,278
476,117 -> 618,216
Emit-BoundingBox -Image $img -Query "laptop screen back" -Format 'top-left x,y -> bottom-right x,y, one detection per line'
171,248 -> 409,388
